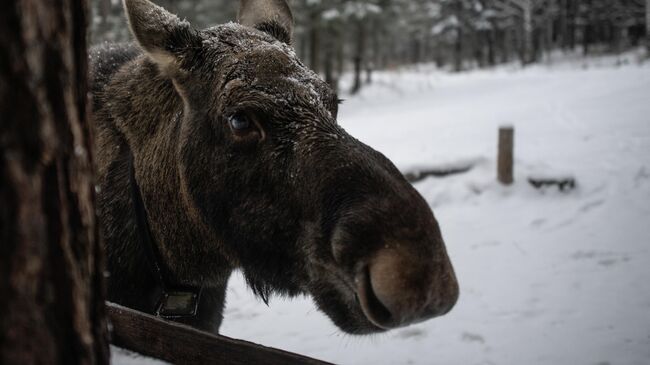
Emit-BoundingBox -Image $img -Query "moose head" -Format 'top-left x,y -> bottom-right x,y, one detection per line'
113,0 -> 459,334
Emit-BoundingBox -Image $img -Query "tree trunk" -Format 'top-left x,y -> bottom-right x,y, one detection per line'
0,0 -> 109,364
487,28 -> 496,66
366,65 -> 373,85
352,55 -> 363,94
335,23 -> 345,86
568,0 -> 577,49
583,24 -> 591,56
454,28 -> 463,72
522,3 -> 534,64
309,10 -> 321,75
646,0 -> 650,52
323,24 -> 338,91
559,0 -> 569,49
498,29 -> 509,63
372,24 -> 384,69
324,48 -> 336,89
99,0 -> 111,25
351,19 -> 366,95
545,16 -> 554,60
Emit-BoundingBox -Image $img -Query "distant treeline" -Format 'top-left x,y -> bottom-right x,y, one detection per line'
92,0 -> 649,93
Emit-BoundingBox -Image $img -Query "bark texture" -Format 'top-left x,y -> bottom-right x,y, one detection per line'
0,0 -> 109,364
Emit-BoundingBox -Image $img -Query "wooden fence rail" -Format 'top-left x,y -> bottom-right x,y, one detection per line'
107,302 -> 332,365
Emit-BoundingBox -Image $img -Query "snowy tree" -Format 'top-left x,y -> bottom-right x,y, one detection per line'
88,0 -> 649,78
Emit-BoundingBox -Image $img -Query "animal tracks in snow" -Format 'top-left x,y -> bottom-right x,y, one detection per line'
570,250 -> 632,268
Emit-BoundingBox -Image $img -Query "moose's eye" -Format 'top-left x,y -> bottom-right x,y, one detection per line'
225,111 -> 266,145
228,114 -> 251,131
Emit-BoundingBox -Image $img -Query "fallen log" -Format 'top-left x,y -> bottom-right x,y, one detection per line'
404,165 -> 473,183
527,176 -> 577,191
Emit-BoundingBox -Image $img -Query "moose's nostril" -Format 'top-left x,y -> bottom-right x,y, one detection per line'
355,266 -> 394,329
355,246 -> 459,329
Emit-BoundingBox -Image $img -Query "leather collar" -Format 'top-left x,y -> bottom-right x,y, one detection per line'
128,153 -> 202,319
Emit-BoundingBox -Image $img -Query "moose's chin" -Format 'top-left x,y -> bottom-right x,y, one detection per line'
313,295 -> 387,335
308,278 -> 389,335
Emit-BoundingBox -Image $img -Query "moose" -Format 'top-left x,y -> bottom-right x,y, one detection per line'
91,0 -> 459,335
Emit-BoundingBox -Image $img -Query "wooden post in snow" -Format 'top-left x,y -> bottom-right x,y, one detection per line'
498,126 -> 514,185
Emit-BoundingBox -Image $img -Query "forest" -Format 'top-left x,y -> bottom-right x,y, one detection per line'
92,0 -> 650,94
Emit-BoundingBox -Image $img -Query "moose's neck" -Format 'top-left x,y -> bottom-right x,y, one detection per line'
108,56 -> 232,288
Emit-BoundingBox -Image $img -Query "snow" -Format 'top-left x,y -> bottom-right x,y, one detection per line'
111,346 -> 169,365
218,52 -> 650,365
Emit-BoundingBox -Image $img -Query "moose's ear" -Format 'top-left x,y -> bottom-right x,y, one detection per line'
123,0 -> 200,69
237,0 -> 294,44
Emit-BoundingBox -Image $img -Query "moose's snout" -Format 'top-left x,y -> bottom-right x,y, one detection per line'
355,246 -> 459,329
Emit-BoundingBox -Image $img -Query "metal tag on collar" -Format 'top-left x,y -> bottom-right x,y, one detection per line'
156,287 -> 202,319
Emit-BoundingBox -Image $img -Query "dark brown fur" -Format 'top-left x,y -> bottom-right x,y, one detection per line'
91,0 -> 458,335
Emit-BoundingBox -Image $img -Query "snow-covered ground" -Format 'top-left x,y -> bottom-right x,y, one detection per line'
111,346 -> 168,365
216,53 -> 650,365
